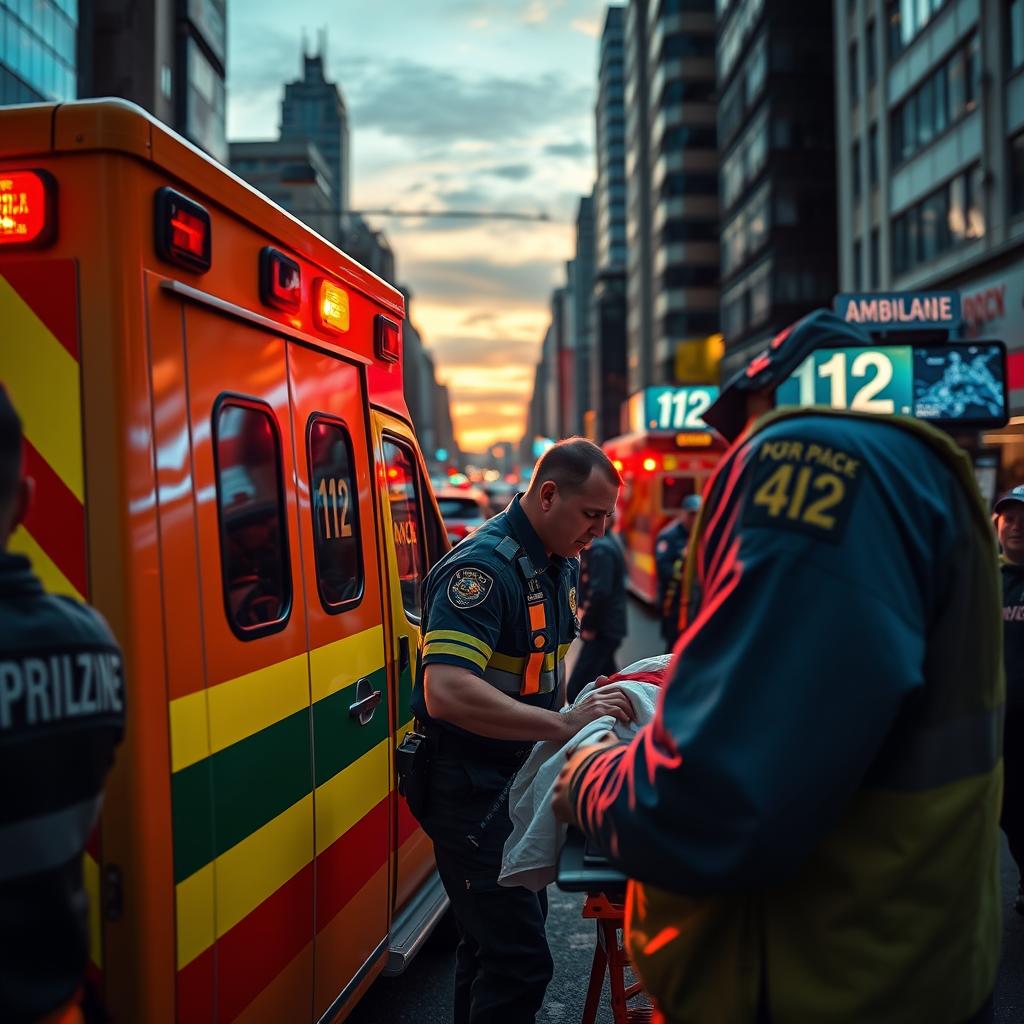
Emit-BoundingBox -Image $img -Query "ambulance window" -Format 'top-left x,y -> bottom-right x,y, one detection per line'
382,438 -> 427,619
214,400 -> 291,638
308,417 -> 364,612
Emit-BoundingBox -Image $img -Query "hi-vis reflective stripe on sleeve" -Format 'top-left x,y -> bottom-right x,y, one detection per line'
422,641 -> 488,670
423,629 -> 493,659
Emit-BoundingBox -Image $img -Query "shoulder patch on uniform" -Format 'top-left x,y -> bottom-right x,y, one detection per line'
568,586 -> 577,615
448,566 -> 494,609
743,435 -> 863,544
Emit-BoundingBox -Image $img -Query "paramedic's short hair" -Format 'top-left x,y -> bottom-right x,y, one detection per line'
528,437 -> 621,496
0,386 -> 23,508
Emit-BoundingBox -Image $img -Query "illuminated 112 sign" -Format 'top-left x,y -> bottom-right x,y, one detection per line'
776,347 -> 913,414
645,386 -> 719,431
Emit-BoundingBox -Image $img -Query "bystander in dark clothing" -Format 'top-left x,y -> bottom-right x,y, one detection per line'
654,494 -> 701,651
567,531 -> 627,702
0,387 -> 125,1024
996,484 -> 1024,914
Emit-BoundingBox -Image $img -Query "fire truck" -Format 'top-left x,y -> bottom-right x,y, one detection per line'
0,99 -> 451,1023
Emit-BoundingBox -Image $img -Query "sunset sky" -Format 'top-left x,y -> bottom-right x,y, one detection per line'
227,0 -> 610,452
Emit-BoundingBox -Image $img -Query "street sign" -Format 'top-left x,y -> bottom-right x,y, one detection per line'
833,291 -> 962,331
627,385 -> 720,433
776,341 -> 1008,427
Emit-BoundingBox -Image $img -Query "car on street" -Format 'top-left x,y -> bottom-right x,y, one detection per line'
435,485 -> 491,545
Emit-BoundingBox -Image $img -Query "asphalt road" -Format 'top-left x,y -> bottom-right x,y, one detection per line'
348,597 -> 1024,1023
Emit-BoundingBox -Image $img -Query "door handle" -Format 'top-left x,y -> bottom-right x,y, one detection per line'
399,634 -> 410,672
349,677 -> 381,726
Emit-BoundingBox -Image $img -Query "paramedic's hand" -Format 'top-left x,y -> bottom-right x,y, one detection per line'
552,733 -> 621,824
560,686 -> 635,740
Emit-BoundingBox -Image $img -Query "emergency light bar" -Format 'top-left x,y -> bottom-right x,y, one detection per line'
155,188 -> 211,273
0,169 -> 56,248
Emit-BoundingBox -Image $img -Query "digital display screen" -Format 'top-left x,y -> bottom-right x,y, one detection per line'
775,342 -> 1007,428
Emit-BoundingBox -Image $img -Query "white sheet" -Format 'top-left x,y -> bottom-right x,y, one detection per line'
498,654 -> 670,891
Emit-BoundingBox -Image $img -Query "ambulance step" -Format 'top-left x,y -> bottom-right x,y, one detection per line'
383,870 -> 450,976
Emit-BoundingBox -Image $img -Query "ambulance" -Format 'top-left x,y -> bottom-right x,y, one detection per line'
0,99 -> 450,1023
603,385 -> 725,603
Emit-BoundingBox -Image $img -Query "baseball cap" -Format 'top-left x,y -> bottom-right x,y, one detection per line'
681,494 -> 702,512
994,485 -> 1024,514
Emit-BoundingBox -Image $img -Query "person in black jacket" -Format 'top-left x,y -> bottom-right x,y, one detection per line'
0,387 -> 125,1024
654,494 -> 701,651
566,518 -> 627,703
996,484 -> 1024,915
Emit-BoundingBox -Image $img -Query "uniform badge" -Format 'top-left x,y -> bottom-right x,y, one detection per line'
448,567 -> 494,609
568,586 -> 577,615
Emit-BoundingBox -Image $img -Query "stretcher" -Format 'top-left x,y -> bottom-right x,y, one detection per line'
558,830 -> 654,1023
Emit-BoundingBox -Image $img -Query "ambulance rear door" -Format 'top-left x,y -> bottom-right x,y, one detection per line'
285,340 -> 391,1019
154,286 -> 317,1023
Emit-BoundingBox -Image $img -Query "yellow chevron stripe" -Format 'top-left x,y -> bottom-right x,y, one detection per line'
424,629 -> 493,658
9,525 -> 83,601
215,794 -> 314,940
309,624 -> 385,704
0,274 -> 83,501
169,626 -> 385,773
423,641 -> 488,671
176,862 -> 215,969
315,738 -> 390,855
84,850 -> 102,968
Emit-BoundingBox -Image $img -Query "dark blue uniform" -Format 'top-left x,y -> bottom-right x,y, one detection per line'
410,495 -> 578,1024
566,532 -> 626,702
0,551 -> 125,1023
654,519 -> 689,648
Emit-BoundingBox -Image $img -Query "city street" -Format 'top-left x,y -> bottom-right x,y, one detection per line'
349,597 -> 1024,1024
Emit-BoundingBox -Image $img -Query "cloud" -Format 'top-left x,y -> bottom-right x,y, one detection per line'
402,257 -> 561,304
431,336 -> 539,369
543,140 -> 590,159
485,163 -> 533,181
570,16 -> 601,37
344,60 -> 590,145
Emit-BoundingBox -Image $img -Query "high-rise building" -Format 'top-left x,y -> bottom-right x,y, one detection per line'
572,194 -> 596,434
834,0 -> 1024,481
625,0 -> 719,390
717,0 -> 837,378
280,42 -> 350,217
79,0 -> 227,162
591,5 -> 630,442
0,0 -> 78,105
229,138 -> 335,241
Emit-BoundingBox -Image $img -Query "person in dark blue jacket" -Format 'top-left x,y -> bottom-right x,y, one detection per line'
996,484 -> 1024,915
654,494 -> 701,650
566,520 -> 627,702
0,387 -> 125,1024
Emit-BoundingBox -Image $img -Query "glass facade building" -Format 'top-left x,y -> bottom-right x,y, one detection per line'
0,0 -> 77,105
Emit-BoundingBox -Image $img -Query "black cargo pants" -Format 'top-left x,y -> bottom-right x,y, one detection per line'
421,751 -> 553,1024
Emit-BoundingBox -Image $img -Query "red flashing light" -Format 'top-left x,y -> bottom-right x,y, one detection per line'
260,247 -> 301,312
155,188 -> 211,273
0,169 -> 56,248
642,456 -> 658,472
375,314 -> 400,363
